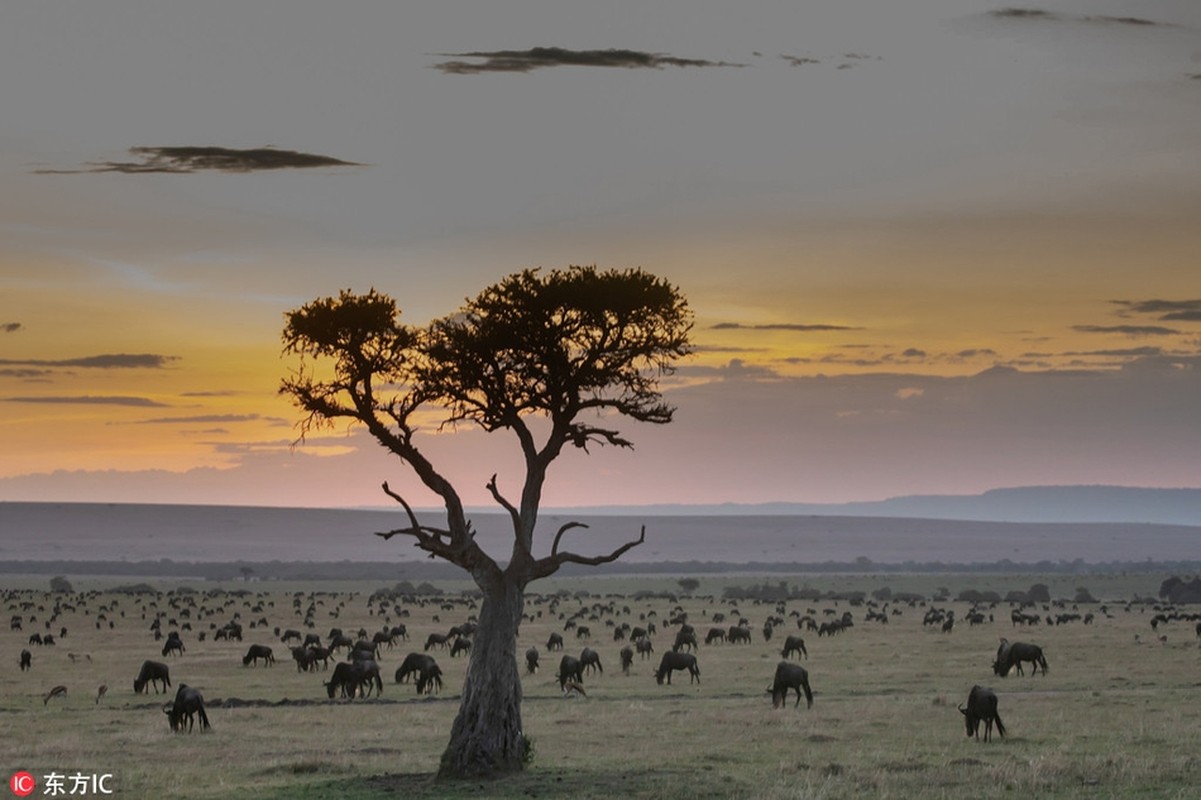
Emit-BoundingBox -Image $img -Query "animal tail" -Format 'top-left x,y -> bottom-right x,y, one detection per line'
1040,655 -> 1048,674
802,678 -> 814,709
198,707 -> 211,731
994,711 -> 1006,738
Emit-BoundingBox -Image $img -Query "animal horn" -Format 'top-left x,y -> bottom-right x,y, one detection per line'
957,704 -> 967,715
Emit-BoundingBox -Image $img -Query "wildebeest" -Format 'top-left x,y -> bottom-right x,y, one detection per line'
654,651 -> 700,685
525,647 -> 540,674
450,637 -> 472,657
636,638 -> 655,659
19,649 -> 31,671
727,626 -> 752,644
133,660 -> 171,694
557,655 -> 584,690
705,627 -> 726,645
768,661 -> 813,709
781,635 -> 808,660
620,645 -> 634,675
161,633 -> 185,658
546,632 -> 564,651
959,685 -> 1006,741
326,659 -> 383,699
242,644 -> 275,667
993,639 -> 1048,677
394,653 -> 442,694
165,684 -> 211,732
424,632 -> 452,651
579,647 -> 603,675
672,629 -> 698,653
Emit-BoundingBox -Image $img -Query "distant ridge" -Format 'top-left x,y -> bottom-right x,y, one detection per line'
543,486 -> 1201,526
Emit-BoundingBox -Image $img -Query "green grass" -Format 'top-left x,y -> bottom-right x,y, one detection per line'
3,574 -> 1199,798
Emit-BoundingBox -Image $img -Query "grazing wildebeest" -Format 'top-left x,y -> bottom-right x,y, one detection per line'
727,626 -> 752,644
547,632 -> 564,651
161,633 -> 185,658
281,628 -> 303,643
557,655 -> 585,690
579,647 -> 603,675
19,649 -> 31,671
525,647 -> 540,674
326,659 -> 383,699
781,635 -> 808,660
576,625 -> 591,640
636,638 -> 655,659
395,653 -> 442,693
302,633 -> 322,649
242,644 -> 275,667
768,661 -> 813,709
654,651 -> 700,685
993,639 -> 1048,677
672,629 -> 698,653
960,685 -> 1006,741
425,632 -> 453,652
352,640 -> 379,661
705,627 -> 726,645
43,685 -> 67,705
133,660 -> 171,694
165,684 -> 211,732
620,645 -> 634,675
450,637 -> 472,658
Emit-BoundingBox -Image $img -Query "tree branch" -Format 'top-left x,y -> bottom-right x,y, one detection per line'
375,481 -> 461,561
486,474 -> 521,531
530,525 -> 646,580
550,521 -> 590,558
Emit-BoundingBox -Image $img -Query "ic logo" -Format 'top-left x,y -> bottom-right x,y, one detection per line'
9,771 -> 35,797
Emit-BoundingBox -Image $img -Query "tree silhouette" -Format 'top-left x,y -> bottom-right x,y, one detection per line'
280,266 -> 692,777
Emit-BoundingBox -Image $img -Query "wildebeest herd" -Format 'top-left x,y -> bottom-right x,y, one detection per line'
11,581 -> 1199,762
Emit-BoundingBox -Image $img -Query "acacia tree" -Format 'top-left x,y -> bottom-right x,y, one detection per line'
280,266 -> 692,778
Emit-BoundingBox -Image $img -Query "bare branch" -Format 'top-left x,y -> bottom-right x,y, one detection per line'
550,521 -> 590,558
531,525 -> 646,580
486,473 -> 521,529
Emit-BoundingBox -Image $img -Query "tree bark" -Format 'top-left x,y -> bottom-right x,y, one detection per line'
438,574 -> 527,778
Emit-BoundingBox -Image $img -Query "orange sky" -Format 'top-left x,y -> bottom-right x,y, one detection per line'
2,1 -> 1200,507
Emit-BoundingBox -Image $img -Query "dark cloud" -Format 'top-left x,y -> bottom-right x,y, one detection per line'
431,47 -> 745,75
987,8 -> 1165,26
2,323 -> 21,334
0,353 -> 177,368
781,55 -> 821,67
0,368 -> 52,378
1072,324 -> 1181,336
989,8 -> 1058,20
180,390 -> 243,398
1111,299 -> 1201,321
3,395 -> 169,406
955,348 -> 999,358
136,414 -> 262,425
901,348 -> 926,358
711,322 -> 860,332
35,146 -> 361,175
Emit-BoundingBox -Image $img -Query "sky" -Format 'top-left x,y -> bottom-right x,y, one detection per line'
2,0 -> 1200,510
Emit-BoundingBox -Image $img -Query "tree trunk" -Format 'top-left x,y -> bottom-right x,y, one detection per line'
438,575 -> 527,778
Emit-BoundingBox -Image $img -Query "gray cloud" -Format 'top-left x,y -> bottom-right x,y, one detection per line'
712,322 -> 860,332
988,8 -> 1164,26
781,55 -> 821,67
0,354 -> 177,369
431,47 -> 745,75
1111,299 -> 1201,322
3,395 -> 169,406
1073,324 -> 1181,337
956,348 -> 999,358
901,348 -> 927,358
0,369 -> 52,378
2,323 -> 21,334
35,146 -> 362,175
135,414 -> 263,425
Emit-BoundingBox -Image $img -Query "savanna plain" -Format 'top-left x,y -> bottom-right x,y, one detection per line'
3,573 -> 1199,800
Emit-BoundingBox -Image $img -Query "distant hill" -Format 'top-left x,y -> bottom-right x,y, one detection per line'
3,495 -> 1201,566
552,486 -> 1201,526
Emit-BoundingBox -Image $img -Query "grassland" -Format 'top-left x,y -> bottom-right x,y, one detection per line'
3,574 -> 1199,799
